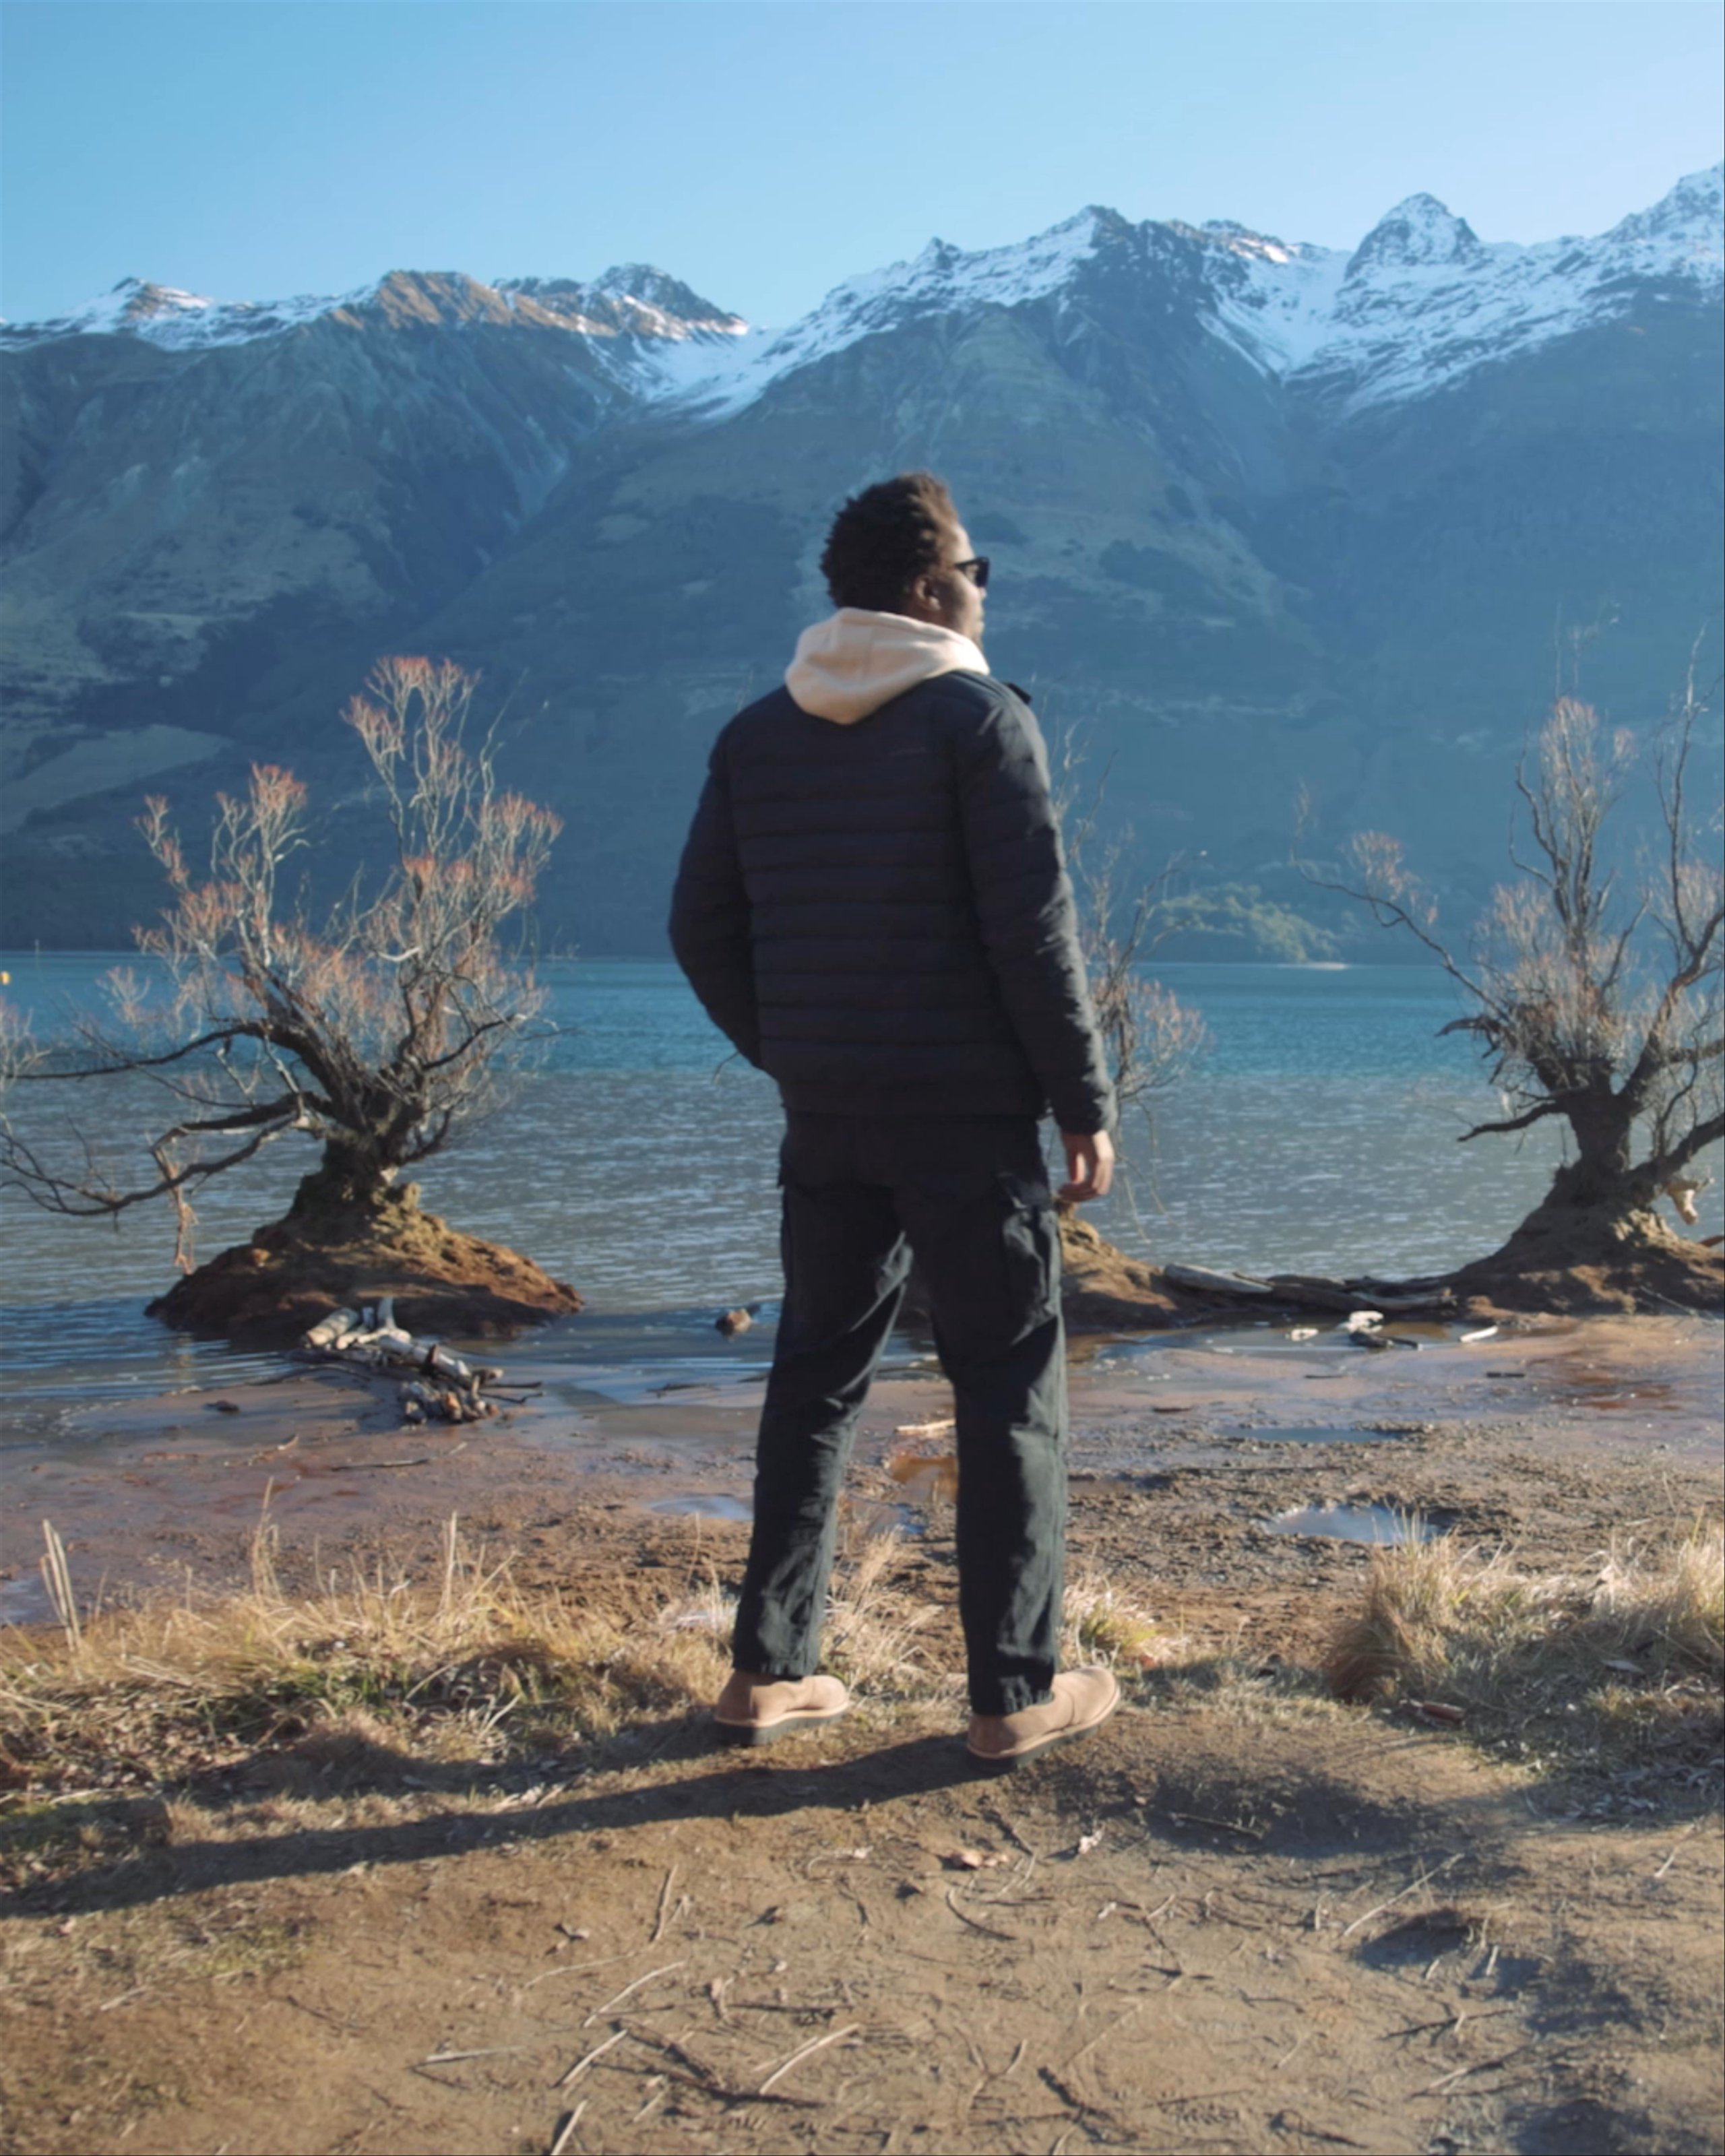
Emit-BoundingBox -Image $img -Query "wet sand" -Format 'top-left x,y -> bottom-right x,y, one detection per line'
3,1313 -> 1718,1632
3,1314 -> 1722,2156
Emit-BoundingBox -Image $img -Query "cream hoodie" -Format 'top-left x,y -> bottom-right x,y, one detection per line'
784,608 -> 986,725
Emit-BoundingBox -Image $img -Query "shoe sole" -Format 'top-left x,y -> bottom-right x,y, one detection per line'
714,1707 -> 850,1748
965,1691 -> 1121,1773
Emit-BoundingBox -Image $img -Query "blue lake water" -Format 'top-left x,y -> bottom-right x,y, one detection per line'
2,953 -> 1718,1407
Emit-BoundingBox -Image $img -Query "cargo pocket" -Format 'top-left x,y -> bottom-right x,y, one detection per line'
997,1173 -> 1061,1345
916,1172 -> 1060,1366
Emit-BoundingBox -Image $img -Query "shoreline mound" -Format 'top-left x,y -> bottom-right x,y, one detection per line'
1061,1209 -> 1724,1329
1441,1199 -> 1724,1320
147,1178 -> 582,1347
1443,1238 -> 1724,1320
1057,1207 -> 1232,1329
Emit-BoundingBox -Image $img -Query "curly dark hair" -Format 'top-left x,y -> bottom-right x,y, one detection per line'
819,472 -> 958,612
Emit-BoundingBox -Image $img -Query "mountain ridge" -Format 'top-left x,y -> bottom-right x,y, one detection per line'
1,163 -> 1720,953
8,164 -> 1718,415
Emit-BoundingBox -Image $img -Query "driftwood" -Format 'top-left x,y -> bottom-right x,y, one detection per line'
1162,1263 -> 1274,1298
299,1295 -> 511,1424
1161,1264 -> 1451,1314
1264,1274 -> 1451,1313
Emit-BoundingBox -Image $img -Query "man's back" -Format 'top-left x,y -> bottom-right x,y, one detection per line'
670,671 -> 1113,1134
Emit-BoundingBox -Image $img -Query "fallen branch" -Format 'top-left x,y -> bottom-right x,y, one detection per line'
1419,2046 -> 1534,2095
547,2100 -> 586,2155
945,1885 -> 1020,1940
651,1865 -> 679,1945
757,2023 -> 862,2095
555,2027 -> 629,2089
1158,1265 -> 1453,1314
421,2044 -> 537,2066
1339,1855 -> 1462,1940
583,1963 -> 686,2029
299,1304 -> 515,1424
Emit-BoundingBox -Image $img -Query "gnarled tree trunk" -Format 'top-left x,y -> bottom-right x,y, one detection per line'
286,1136 -> 405,1238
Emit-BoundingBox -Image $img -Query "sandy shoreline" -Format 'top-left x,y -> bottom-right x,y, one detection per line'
4,1312 -> 1718,1632
3,1312 -> 1721,2156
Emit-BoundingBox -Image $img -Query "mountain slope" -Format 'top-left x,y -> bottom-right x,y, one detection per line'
2,167 -> 1719,949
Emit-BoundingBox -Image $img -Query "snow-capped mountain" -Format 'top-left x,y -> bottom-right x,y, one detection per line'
8,164 -> 1718,419
1210,163 -> 1724,406
3,165 -> 1720,953
1,263 -> 747,375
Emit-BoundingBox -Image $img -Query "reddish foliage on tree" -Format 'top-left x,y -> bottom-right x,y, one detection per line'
2,659 -> 561,1268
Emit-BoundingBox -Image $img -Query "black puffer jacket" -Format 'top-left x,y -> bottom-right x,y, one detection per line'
668,672 -> 1115,1135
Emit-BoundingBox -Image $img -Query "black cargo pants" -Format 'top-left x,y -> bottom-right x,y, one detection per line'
732,1114 -> 1066,1717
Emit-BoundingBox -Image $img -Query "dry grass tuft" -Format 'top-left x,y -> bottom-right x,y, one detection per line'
0,1514 -> 993,1824
1063,1569 -> 1186,1671
821,1531 -> 955,1701
1327,1518 -> 1723,1786
0,1513 -> 732,1806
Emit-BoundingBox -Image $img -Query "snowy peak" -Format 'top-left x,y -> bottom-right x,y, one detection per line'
3,167 -> 1718,418
1,275 -> 340,348
355,272 -> 522,328
1208,162 -> 1722,409
1598,161 -> 1724,270
1346,193 -> 1483,276
589,265 -> 743,332
499,267 -> 745,342
625,208 -> 1112,418
0,265 -> 748,353
808,208 -> 1105,327
96,278 -> 214,327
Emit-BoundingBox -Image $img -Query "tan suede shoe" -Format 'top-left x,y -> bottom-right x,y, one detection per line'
713,1671 -> 851,1746
966,1667 -> 1121,1770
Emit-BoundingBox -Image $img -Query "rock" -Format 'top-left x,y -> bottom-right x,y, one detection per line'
716,1308 -> 754,1337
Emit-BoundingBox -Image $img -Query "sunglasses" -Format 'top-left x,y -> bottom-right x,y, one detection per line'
954,556 -> 991,591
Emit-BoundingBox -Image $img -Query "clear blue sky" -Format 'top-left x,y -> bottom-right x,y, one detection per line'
3,1 -> 1721,327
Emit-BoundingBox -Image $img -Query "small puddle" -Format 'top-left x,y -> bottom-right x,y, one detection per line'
1536,1357 -> 1683,1413
0,1575 -> 56,1628
649,1494 -> 751,1521
847,1497 -> 925,1540
886,1450 -> 960,1500
1262,1502 -> 1435,1545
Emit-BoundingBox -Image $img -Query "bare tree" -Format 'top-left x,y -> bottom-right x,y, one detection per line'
1053,733 -> 1208,1118
1311,688 -> 1722,1275
2,658 -> 561,1269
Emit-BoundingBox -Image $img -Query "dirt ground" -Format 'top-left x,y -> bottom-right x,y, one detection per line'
1,1316 -> 1722,2155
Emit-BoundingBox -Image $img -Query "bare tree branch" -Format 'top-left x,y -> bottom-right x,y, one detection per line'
1052,727 -> 1208,1116
1306,675 -> 1724,1255
0,658 -> 560,1267
1455,1099 -> 1565,1143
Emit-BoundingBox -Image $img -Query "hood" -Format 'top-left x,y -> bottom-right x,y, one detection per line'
785,608 -> 987,724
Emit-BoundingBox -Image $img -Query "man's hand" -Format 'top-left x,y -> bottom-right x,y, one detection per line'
1059,1129 -> 1115,1203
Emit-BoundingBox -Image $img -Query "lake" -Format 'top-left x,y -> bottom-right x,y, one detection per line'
2,954 -> 1718,1407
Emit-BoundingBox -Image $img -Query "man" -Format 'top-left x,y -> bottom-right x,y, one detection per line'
670,471 -> 1120,1769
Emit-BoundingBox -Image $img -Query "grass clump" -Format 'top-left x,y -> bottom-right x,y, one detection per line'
0,1515 -> 984,1839
1327,1518 -> 1723,1792
1063,1570 -> 1185,1671
0,1513 -> 732,1813
821,1531 -> 955,1703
